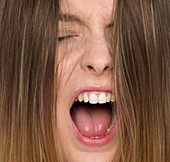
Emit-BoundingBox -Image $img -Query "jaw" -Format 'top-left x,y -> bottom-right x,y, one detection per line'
56,86 -> 118,161
62,148 -> 118,162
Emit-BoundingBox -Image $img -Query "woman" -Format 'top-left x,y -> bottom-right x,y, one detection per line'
0,0 -> 170,161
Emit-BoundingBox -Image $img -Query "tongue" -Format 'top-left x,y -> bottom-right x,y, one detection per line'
72,104 -> 112,137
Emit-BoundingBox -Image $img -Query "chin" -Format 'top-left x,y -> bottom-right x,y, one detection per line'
63,150 -> 117,162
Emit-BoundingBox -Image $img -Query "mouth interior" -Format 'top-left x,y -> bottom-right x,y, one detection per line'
70,101 -> 116,138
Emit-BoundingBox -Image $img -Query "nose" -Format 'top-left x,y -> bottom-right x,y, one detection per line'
81,37 -> 112,76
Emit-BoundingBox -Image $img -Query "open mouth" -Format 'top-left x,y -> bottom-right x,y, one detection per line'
70,92 -> 117,146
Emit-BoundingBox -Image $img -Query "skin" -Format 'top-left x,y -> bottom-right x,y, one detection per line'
56,0 -> 118,161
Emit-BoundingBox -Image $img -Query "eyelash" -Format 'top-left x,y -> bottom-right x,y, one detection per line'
58,35 -> 76,42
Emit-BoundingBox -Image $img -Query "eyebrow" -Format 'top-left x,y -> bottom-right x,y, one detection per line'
59,13 -> 85,25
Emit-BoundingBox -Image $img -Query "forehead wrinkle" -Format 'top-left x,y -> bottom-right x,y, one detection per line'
60,0 -> 113,23
59,13 -> 86,26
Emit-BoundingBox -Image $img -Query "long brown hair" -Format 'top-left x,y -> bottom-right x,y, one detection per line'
113,0 -> 170,161
0,0 -> 62,161
1,0 -> 170,162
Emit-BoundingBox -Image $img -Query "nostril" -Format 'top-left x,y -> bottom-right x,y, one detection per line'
104,66 -> 110,71
87,65 -> 94,71
86,65 -> 111,73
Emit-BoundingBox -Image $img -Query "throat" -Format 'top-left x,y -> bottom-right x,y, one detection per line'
70,102 -> 114,138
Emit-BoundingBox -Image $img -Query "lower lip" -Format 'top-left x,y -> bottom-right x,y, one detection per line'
72,121 -> 117,146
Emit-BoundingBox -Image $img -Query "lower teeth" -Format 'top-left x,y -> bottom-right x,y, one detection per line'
91,136 -> 101,139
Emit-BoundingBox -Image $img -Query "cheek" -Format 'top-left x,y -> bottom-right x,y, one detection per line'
56,47 -> 84,79
55,52 -> 78,99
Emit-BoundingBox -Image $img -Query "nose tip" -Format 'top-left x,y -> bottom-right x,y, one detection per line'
85,61 -> 112,75
81,38 -> 113,76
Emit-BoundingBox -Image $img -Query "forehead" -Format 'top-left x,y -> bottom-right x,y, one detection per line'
60,0 -> 114,22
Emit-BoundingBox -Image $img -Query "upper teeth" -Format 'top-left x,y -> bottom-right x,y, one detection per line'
76,92 -> 115,104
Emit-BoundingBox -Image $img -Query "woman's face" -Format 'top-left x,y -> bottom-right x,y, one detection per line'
56,0 -> 118,161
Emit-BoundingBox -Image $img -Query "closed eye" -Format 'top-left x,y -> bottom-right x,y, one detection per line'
58,35 -> 77,42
